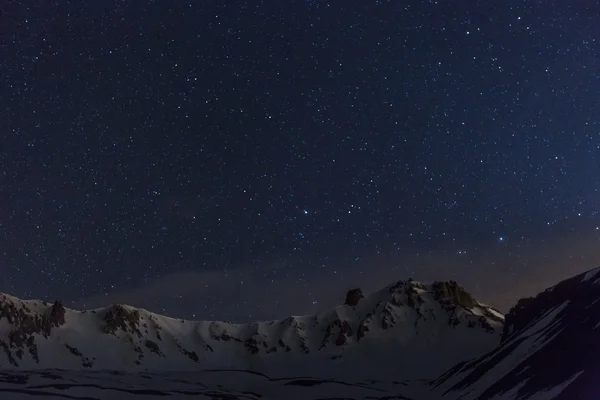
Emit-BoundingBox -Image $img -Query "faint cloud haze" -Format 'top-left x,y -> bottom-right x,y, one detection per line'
73,229 -> 600,323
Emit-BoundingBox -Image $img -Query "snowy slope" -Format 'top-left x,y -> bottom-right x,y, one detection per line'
429,266 -> 600,400
0,279 -> 503,381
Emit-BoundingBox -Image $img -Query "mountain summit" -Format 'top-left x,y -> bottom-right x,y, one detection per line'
0,279 -> 502,380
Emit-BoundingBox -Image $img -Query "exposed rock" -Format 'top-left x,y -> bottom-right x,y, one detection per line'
27,337 -> 39,363
335,334 -> 347,345
213,332 -> 242,343
178,344 -> 201,361
388,280 -> 404,293
409,278 -> 426,290
381,305 -> 396,329
357,320 -> 370,341
405,285 -> 424,310
432,281 -> 476,309
65,344 -> 82,356
0,340 -> 17,366
478,316 -> 495,333
65,344 -> 94,368
144,340 -> 163,356
321,318 -> 353,348
48,300 -> 66,327
337,320 -> 352,345
102,305 -> 142,337
208,323 -> 243,343
0,297 -> 68,366
345,288 -> 364,306
430,283 -> 498,332
244,337 -> 261,355
390,293 -> 403,306
299,337 -> 310,353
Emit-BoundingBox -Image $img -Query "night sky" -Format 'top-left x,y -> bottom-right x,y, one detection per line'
1,1 -> 599,322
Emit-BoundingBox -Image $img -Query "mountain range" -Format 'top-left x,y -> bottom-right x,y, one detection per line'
0,267 -> 598,399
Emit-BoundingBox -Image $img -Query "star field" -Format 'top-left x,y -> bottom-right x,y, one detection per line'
1,0 -> 599,322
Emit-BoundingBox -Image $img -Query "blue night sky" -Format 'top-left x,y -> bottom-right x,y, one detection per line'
1,0 -> 599,322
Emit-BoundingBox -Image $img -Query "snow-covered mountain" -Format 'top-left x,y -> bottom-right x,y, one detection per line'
0,279 -> 503,381
4,269 -> 600,399
430,266 -> 600,400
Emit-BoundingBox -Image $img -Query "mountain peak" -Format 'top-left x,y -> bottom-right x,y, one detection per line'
344,288 -> 364,306
368,278 -> 504,331
0,278 -> 503,380
431,280 -> 477,309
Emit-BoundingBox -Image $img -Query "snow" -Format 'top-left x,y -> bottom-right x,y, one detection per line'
525,370 -> 583,400
488,370 -> 583,400
581,267 -> 600,282
0,280 -> 503,382
487,307 -> 505,320
433,301 -> 570,400
0,272 -> 595,399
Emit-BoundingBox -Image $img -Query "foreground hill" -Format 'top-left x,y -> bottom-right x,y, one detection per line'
0,279 -> 503,380
430,266 -> 600,400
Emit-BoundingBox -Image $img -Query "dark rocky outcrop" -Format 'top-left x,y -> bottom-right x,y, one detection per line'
0,297 -> 68,366
432,281 -> 476,309
336,320 -> 352,345
103,305 -> 142,337
65,344 -> 94,368
501,288 -> 563,342
381,305 -> 397,329
244,336 -> 268,355
144,339 -> 164,356
357,319 -> 370,341
321,318 -> 353,347
48,301 -> 66,327
405,284 -> 425,310
65,344 -> 82,356
178,344 -> 201,361
212,331 -> 242,343
344,288 -> 364,306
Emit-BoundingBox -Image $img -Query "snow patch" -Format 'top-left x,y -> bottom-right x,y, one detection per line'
581,268 -> 600,282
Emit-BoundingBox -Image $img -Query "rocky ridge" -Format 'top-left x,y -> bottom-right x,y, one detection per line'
430,266 -> 600,400
0,279 -> 503,379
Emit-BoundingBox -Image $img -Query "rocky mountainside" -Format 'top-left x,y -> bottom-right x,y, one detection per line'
430,266 -> 600,400
0,279 -> 503,380
4,268 -> 600,399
